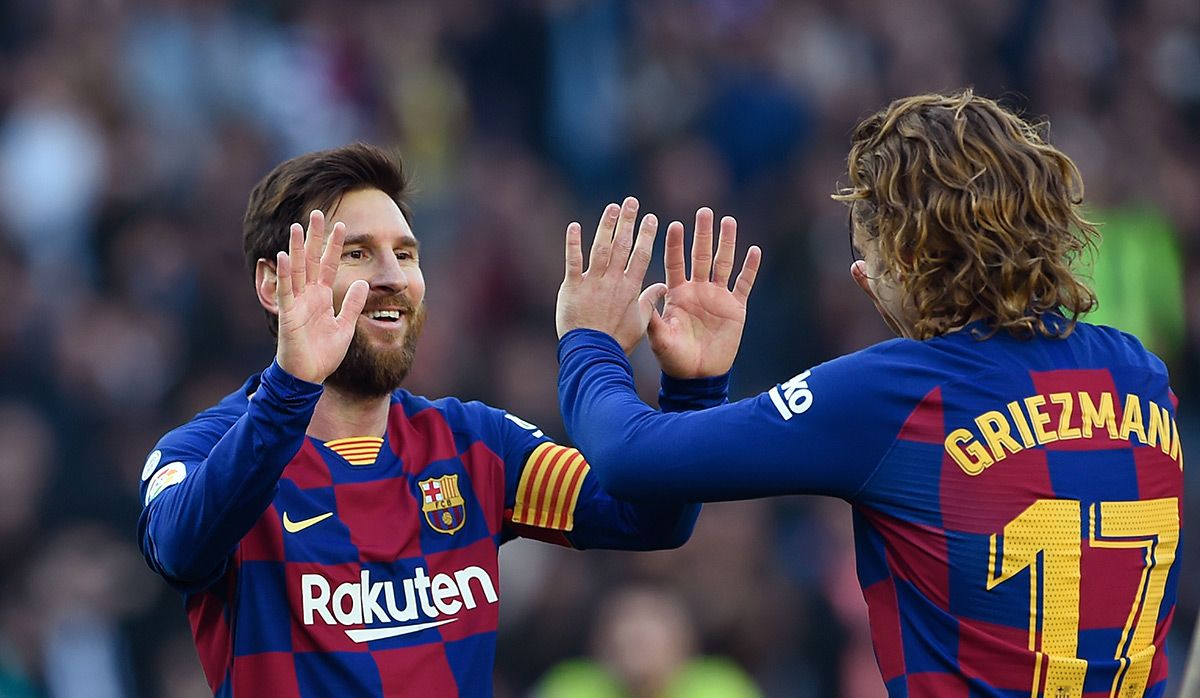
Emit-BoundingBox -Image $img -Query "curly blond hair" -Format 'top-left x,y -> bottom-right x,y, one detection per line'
833,90 -> 1099,340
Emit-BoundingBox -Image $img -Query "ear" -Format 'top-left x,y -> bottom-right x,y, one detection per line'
849,260 -> 876,300
255,258 -> 281,315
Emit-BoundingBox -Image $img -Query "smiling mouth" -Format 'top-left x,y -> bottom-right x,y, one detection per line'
365,309 -> 404,322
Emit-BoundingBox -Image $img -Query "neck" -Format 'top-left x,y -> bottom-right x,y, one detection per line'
944,309 -> 990,334
306,386 -> 392,440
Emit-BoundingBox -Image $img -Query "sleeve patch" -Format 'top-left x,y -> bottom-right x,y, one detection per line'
141,450 -> 163,481
145,461 -> 187,506
768,370 -> 813,420
511,443 -> 589,532
504,412 -> 545,439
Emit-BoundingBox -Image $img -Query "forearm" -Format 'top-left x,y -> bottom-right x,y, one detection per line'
140,362 -> 321,586
558,329 -> 757,502
557,330 -> 671,497
566,495 -> 701,551
559,329 -> 903,502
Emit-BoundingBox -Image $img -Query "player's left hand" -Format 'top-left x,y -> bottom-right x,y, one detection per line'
556,196 -> 660,354
643,208 -> 761,378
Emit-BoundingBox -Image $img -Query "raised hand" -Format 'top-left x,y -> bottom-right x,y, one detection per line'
274,210 -> 369,383
556,197 -> 660,354
642,208 -> 761,378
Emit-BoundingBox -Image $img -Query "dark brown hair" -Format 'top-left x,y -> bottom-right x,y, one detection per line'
833,90 -> 1099,339
242,142 -> 410,334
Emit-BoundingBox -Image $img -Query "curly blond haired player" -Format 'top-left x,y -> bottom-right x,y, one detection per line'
556,91 -> 1184,697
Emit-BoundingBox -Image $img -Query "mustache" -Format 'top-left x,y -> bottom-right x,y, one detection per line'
361,294 -> 420,315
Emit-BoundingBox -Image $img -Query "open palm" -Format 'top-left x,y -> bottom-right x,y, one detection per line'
645,209 -> 761,379
557,197 -> 661,353
274,210 -> 368,384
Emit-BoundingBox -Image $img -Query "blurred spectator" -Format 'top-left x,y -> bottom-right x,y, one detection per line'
0,403 -> 54,573
1086,202 -> 1186,366
533,584 -> 762,698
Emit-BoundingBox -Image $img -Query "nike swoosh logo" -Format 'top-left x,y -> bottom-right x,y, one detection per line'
345,618 -> 458,643
283,511 -> 333,533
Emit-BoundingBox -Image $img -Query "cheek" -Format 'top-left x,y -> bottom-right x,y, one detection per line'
872,279 -> 903,309
407,269 -> 427,302
330,272 -> 362,309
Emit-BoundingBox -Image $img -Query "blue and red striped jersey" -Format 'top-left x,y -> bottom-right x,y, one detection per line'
559,319 -> 1183,698
138,361 -> 703,697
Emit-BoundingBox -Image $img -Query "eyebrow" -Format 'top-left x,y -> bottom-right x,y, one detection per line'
342,232 -> 420,251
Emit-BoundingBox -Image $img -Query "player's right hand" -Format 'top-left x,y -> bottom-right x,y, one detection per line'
643,208 -> 761,379
274,210 -> 368,384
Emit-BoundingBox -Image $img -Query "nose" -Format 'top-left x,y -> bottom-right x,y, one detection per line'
370,254 -> 409,294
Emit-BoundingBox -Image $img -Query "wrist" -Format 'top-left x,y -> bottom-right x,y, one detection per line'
260,360 -> 324,405
275,347 -> 323,385
659,369 -> 729,412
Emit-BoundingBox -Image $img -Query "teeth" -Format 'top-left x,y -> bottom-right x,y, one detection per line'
367,310 -> 401,320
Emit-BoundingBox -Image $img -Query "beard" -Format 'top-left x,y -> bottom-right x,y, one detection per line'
324,298 -> 427,398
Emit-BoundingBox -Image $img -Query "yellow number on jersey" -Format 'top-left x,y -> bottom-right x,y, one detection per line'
986,497 -> 1178,697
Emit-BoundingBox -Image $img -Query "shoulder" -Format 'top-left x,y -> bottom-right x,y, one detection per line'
1067,321 -> 1170,375
388,390 -> 514,435
394,390 -> 498,422
390,392 -> 549,463
807,335 -> 961,386
757,337 -> 953,426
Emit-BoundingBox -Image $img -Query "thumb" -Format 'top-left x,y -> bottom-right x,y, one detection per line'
639,283 -> 667,318
337,280 -> 370,326
640,283 -> 668,337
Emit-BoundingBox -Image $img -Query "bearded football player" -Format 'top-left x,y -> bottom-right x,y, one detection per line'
137,144 -> 719,697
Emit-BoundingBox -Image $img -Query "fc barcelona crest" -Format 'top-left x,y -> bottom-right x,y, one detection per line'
418,475 -> 467,535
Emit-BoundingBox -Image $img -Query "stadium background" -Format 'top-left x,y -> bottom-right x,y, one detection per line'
0,0 -> 1197,696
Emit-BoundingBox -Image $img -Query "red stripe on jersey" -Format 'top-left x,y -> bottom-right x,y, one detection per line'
1134,442 -> 1184,502
391,406 -> 459,475
375,644 -> 459,698
504,515 -> 572,547
232,652 -> 302,697
335,476 -> 422,562
861,576 -> 905,682
515,444 -> 555,523
187,585 -> 234,691
906,671 -> 970,697
539,448 -> 575,528
957,618 -> 1038,690
897,386 -> 944,444
939,445 -> 1053,535
556,455 -> 589,530
240,503 -> 284,562
460,441 -> 506,536
1077,541 -> 1149,631
531,447 -> 570,526
1029,369 -> 1123,452
422,537 -> 501,643
859,506 -> 950,610
285,562 -> 367,654
282,439 -> 333,490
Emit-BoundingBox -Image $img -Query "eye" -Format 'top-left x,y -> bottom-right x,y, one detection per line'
396,250 -> 416,261
344,249 -> 366,260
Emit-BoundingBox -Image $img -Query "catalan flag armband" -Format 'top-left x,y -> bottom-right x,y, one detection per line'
511,443 -> 590,531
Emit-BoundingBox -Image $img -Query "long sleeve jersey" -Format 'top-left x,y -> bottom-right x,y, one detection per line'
558,320 -> 1183,698
139,361 -> 712,697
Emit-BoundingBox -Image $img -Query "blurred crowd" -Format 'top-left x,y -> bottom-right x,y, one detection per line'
0,0 -> 1197,696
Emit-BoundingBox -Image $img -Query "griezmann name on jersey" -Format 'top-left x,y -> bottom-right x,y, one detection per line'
559,318 -> 1183,698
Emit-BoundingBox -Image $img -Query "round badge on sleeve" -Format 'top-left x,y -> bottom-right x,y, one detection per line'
141,450 -> 162,481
